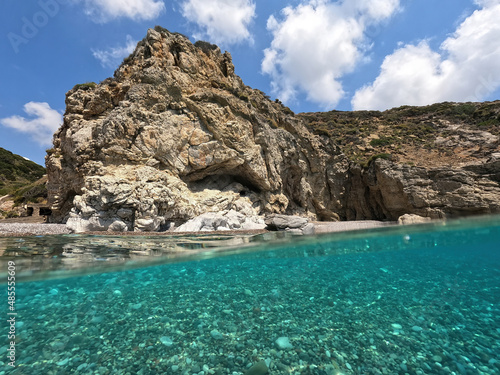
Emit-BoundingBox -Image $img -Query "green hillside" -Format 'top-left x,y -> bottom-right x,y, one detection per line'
0,147 -> 46,198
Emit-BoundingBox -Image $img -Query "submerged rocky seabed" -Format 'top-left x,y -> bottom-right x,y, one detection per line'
2,225 -> 500,375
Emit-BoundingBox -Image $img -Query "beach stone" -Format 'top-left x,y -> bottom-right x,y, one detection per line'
175,210 -> 266,232
210,329 -> 224,340
432,355 -> 443,362
265,214 -> 308,230
398,214 -> 432,225
265,214 -> 316,234
275,337 -> 293,350
245,360 -> 268,375
160,336 -> 173,346
57,358 -> 69,366
108,219 -> 128,232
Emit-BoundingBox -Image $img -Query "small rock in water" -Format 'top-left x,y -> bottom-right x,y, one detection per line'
57,358 -> 69,366
210,329 -> 224,340
160,336 -> 173,346
391,323 -> 403,330
91,316 -> 103,324
77,363 -> 87,371
412,325 -> 423,332
245,360 -> 268,375
275,336 -> 293,350
49,289 -> 59,296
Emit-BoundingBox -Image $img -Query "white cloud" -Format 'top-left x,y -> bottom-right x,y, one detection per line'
181,0 -> 256,45
262,0 -> 401,108
79,0 -> 165,22
352,2 -> 500,110
0,102 -> 62,146
92,35 -> 137,69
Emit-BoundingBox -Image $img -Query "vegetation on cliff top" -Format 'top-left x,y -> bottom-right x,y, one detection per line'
300,101 -> 500,166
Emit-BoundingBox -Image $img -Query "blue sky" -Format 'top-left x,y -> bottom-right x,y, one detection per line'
1,0 -> 500,166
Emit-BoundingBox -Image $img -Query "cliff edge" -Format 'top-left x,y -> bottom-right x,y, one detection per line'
46,27 -> 348,231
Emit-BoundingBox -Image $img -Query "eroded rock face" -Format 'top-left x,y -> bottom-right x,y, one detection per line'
346,157 -> 500,220
47,27 -> 500,231
46,27 -> 347,231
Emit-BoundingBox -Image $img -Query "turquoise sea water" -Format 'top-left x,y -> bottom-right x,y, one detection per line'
1,217 -> 500,375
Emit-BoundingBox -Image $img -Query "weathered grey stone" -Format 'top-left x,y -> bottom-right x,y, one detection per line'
397,214 -> 432,225
245,360 -> 268,375
108,220 -> 128,232
265,214 -> 308,230
175,210 -> 266,232
346,159 -> 500,221
264,214 -> 316,235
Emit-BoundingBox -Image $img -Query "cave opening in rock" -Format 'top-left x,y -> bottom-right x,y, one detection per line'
187,173 -> 261,195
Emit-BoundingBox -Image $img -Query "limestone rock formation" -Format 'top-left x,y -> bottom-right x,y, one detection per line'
46,27 -> 500,232
346,155 -> 500,221
46,27 -> 347,232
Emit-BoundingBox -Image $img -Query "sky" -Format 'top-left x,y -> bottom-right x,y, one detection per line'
1,0 -> 500,166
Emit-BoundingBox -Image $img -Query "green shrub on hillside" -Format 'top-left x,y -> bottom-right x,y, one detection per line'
0,147 -> 46,198
73,82 -> 97,91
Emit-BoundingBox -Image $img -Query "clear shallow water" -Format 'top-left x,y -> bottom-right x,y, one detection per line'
1,217 -> 500,375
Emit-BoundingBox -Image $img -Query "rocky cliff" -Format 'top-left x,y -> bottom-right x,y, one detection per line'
46,27 -> 348,232
46,27 -> 500,232
301,103 -> 500,220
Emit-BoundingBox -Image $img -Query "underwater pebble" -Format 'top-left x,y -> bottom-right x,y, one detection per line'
77,363 -> 87,371
57,358 -> 69,366
391,323 -> 403,330
412,326 -> 423,332
160,336 -> 173,346
245,360 -> 268,375
275,337 -> 293,350
210,329 -> 223,340
91,316 -> 103,324
49,289 -> 59,295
